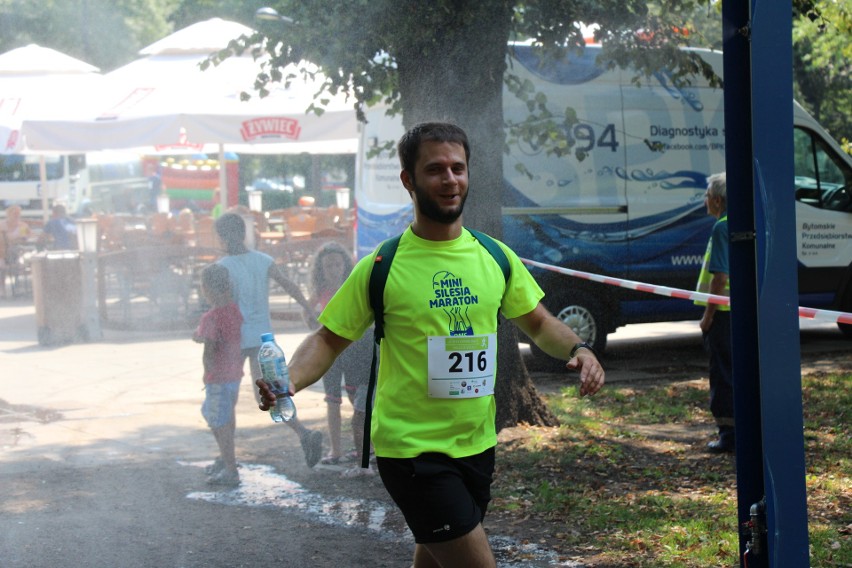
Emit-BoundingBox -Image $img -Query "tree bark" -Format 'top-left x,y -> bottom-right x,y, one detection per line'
395,1 -> 558,430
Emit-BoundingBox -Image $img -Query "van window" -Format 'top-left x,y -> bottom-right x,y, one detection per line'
794,127 -> 852,212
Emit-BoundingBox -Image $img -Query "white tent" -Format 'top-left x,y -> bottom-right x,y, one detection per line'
0,44 -> 102,155
19,19 -> 359,206
20,18 -> 359,155
0,44 -> 104,217
20,64 -> 358,155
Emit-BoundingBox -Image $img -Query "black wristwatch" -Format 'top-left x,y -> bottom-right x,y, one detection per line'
569,342 -> 597,359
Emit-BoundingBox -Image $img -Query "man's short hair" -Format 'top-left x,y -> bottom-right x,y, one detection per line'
397,122 -> 470,175
215,212 -> 245,244
707,172 -> 727,200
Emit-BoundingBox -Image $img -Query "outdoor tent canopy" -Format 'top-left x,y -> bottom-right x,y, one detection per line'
18,18 -> 360,207
20,19 -> 359,155
1,44 -> 103,155
0,44 -> 105,217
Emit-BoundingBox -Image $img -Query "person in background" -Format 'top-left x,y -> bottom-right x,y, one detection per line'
210,190 -> 223,219
148,172 -> 162,211
215,213 -> 324,468
1,205 -> 31,244
696,172 -> 735,454
174,208 -> 196,244
308,242 -> 375,476
193,263 -> 243,487
39,204 -> 76,250
257,122 -> 604,567
1,205 -> 31,290
77,199 -> 94,217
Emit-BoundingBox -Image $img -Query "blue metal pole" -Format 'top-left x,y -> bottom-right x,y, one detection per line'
749,1 -> 810,565
722,0 -> 811,565
720,1 -> 766,563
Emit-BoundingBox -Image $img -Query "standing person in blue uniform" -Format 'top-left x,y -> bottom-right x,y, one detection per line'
257,122 -> 604,567
696,172 -> 735,453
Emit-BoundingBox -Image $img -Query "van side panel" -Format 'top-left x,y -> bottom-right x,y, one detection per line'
617,59 -> 726,318
356,45 -> 852,343
504,46 -> 726,325
502,45 -> 628,280
355,111 -> 410,258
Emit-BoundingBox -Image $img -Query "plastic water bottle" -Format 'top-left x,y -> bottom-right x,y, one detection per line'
258,332 -> 297,422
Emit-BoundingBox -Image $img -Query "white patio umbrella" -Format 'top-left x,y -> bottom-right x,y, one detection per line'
0,44 -> 104,218
1,44 -> 102,154
19,19 -> 360,207
21,65 -> 358,153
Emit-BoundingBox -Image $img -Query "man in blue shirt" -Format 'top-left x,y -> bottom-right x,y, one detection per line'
40,204 -> 76,250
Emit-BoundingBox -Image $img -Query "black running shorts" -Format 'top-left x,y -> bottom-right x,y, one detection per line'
376,447 -> 495,544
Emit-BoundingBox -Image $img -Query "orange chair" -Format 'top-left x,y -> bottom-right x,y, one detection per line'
249,210 -> 268,233
149,212 -> 172,238
195,216 -> 219,249
284,212 -> 317,238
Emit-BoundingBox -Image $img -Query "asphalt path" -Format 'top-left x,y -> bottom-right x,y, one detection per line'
0,297 -> 848,568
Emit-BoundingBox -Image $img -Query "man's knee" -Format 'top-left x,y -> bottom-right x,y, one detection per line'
419,524 -> 495,568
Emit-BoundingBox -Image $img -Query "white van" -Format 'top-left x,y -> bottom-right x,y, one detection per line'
355,44 -> 852,353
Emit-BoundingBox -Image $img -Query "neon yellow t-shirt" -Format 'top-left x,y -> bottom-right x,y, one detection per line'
318,227 -> 544,459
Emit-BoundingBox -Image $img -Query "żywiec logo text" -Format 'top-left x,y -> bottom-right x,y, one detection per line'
240,117 -> 301,141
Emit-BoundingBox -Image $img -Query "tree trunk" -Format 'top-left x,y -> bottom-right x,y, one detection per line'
395,1 -> 558,430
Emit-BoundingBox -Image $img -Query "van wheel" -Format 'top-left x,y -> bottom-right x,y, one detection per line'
838,322 -> 852,339
529,291 -> 608,369
552,294 -> 608,353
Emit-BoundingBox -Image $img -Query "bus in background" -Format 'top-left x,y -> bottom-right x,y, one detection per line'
0,153 -> 87,219
84,151 -> 150,214
0,151 -> 153,218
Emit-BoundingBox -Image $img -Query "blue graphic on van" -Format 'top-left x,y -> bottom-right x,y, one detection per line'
356,203 -> 413,258
510,44 -> 605,85
614,168 -> 707,190
652,71 -> 705,111
502,179 -> 711,281
503,207 -> 710,279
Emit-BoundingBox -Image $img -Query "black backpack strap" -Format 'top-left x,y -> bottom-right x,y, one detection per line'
369,235 -> 402,341
361,235 -> 401,468
467,228 -> 511,328
467,228 -> 511,284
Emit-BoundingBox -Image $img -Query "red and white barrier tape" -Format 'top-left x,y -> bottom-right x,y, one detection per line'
521,258 -> 852,326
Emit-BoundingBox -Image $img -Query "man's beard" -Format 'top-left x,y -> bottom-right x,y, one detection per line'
411,179 -> 468,224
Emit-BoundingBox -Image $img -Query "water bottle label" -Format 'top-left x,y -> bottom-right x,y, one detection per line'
260,358 -> 289,395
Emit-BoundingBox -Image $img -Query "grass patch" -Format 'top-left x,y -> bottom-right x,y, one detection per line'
492,373 -> 851,567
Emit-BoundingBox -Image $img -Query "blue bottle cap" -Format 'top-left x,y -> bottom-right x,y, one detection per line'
260,332 -> 274,342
